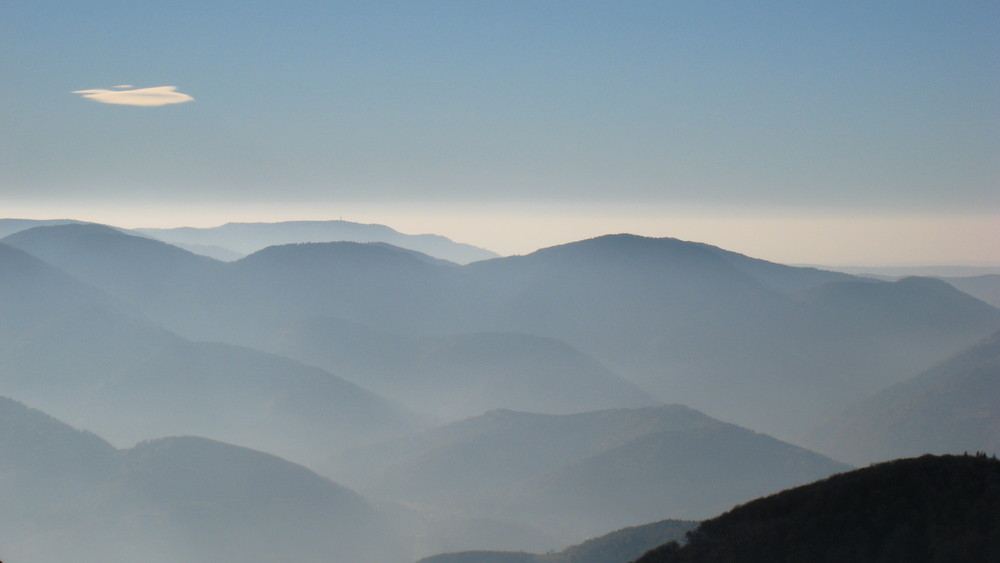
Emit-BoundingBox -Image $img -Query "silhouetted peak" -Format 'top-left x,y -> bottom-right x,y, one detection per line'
13,222 -> 122,237
531,234 -> 717,261
0,218 -> 89,239
237,240 -> 453,268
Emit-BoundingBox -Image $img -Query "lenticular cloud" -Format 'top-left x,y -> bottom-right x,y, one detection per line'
73,85 -> 194,107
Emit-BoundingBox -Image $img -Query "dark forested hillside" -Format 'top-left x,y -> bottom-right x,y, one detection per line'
633,454 -> 1000,563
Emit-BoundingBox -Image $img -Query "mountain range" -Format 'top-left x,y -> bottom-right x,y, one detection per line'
2,217 -> 998,561
5,224 -> 997,440
0,240 -> 419,464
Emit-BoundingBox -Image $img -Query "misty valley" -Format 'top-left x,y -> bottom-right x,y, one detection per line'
1,218 -> 998,562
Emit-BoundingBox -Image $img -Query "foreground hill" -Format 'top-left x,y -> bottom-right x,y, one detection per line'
340,405 -> 848,545
634,454 -> 1000,563
803,330 -> 1000,465
417,519 -> 698,563
136,219 -> 499,264
0,397 -> 405,563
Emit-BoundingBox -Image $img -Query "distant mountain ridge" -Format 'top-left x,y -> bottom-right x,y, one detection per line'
0,218 -> 86,238
136,219 -> 500,264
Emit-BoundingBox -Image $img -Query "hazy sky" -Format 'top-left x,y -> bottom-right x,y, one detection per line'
2,1 -> 997,264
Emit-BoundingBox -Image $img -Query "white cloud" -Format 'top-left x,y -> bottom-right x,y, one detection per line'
72,85 -> 194,107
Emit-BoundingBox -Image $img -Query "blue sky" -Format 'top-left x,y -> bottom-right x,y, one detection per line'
1,1 -> 997,264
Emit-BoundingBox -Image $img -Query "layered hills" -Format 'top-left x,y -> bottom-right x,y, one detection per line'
6,225 -> 998,439
1,218 -> 997,561
0,396 -> 403,563
0,241 -> 418,464
462,236 -> 1000,435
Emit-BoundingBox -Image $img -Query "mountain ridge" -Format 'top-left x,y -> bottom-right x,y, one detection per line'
136,219 -> 499,264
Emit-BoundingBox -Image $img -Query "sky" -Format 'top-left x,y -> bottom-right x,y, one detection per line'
1,1 -> 997,265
